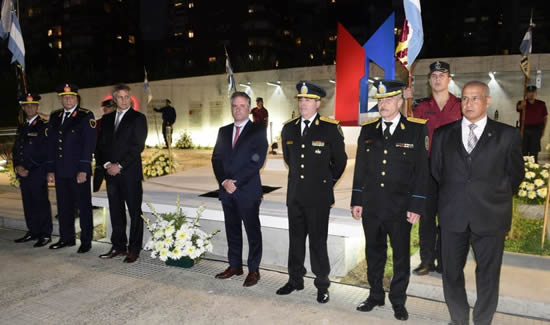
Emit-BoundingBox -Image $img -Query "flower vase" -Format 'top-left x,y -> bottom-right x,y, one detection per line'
166,256 -> 194,268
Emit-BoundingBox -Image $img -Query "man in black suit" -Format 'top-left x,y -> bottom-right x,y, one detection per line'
153,99 -> 176,148
212,91 -> 268,287
276,81 -> 347,304
431,81 -> 524,325
96,84 -> 148,263
351,80 -> 429,321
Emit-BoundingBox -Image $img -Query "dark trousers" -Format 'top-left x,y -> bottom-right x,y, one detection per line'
441,228 -> 506,325
55,176 -> 93,243
106,174 -> 144,254
522,124 -> 544,162
20,169 -> 52,237
419,175 -> 441,266
221,196 -> 262,271
287,203 -> 331,290
363,215 -> 412,305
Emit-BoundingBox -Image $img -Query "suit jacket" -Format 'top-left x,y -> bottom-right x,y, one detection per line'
47,106 -> 96,178
281,115 -> 347,206
95,109 -> 148,179
212,120 -> 268,202
431,118 -> 524,233
351,115 -> 429,220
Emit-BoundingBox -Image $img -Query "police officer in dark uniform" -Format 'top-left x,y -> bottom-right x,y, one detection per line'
47,83 -> 97,253
276,81 -> 347,304
12,93 -> 53,247
352,80 -> 429,321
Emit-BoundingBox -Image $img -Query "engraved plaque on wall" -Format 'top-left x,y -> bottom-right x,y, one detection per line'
209,100 -> 224,126
188,101 -> 203,127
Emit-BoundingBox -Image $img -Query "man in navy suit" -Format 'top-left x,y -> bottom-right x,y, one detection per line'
96,84 -> 148,263
431,81 -> 524,325
212,91 -> 268,287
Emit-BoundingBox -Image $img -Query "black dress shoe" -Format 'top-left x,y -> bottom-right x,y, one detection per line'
317,289 -> 330,303
77,243 -> 92,253
99,248 -> 128,259
412,263 -> 435,276
49,240 -> 76,249
393,304 -> 409,321
123,252 -> 139,263
14,233 -> 37,243
276,282 -> 304,295
33,237 -> 52,247
215,267 -> 244,279
356,298 -> 385,312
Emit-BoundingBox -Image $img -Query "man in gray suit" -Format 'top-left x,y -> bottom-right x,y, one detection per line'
430,81 -> 524,325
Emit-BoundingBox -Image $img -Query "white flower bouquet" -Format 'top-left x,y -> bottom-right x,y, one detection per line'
516,156 -> 549,205
143,150 -> 176,178
142,199 -> 219,265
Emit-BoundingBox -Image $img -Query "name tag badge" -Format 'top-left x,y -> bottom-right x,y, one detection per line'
312,141 -> 325,147
286,140 -> 294,145
27,132 -> 38,137
395,143 -> 414,149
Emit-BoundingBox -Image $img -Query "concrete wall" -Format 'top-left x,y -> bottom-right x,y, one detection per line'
37,54 -> 550,155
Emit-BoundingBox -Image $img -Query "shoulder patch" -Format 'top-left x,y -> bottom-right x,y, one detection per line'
407,117 -> 427,124
284,117 -> 300,125
361,118 -> 380,126
89,119 -> 96,128
320,116 -> 339,124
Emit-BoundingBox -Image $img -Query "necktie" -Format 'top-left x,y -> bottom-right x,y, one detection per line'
302,120 -> 310,137
62,111 -> 71,124
467,123 -> 478,153
232,125 -> 241,148
383,121 -> 393,139
115,111 -> 122,131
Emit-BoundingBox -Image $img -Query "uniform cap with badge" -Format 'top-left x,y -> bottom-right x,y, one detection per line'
373,79 -> 406,99
296,81 -> 327,100
56,83 -> 79,96
429,61 -> 450,74
526,85 -> 537,92
19,93 -> 41,105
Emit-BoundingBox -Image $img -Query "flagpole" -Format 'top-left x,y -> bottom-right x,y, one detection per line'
406,68 -> 413,117
520,9 -> 534,137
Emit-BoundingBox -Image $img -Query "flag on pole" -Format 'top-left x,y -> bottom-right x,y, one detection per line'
8,11 -> 25,70
519,18 -> 534,78
0,0 -> 13,39
225,46 -> 235,93
143,67 -> 153,104
395,0 -> 423,70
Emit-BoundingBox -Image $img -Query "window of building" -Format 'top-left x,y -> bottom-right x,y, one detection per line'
248,8 -> 254,14
48,29 -> 53,37
208,56 -> 216,62
56,40 -> 62,49
188,30 -> 194,38
116,35 -> 123,40
296,37 -> 302,46
283,30 -> 290,36
189,2 -> 194,8
328,35 -> 336,41
174,32 -> 183,37
174,2 -> 183,7
309,53 -> 314,60
128,35 -> 135,44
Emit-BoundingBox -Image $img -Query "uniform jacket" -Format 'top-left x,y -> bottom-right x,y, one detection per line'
351,115 -> 429,219
281,115 -> 347,206
212,120 -> 268,202
47,106 -> 96,178
430,118 -> 524,233
95,109 -> 148,180
13,117 -> 49,172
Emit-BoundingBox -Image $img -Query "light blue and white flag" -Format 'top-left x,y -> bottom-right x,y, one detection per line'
402,0 -> 423,68
144,67 -> 153,104
225,46 -> 235,93
8,11 -> 25,70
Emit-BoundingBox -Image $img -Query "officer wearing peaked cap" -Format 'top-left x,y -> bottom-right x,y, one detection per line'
352,79 -> 429,321
277,81 -> 347,304
46,83 -> 96,253
12,93 -> 53,247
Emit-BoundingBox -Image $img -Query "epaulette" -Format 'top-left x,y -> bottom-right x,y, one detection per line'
407,117 -> 427,124
361,118 -> 380,126
412,97 -> 430,109
284,117 -> 300,125
320,116 -> 339,124
78,107 -> 91,113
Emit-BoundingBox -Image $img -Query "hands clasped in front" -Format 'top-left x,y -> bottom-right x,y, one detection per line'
351,205 -> 421,224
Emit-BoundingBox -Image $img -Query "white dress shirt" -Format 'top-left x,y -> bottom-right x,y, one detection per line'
301,113 -> 318,135
62,105 -> 78,124
27,115 -> 39,125
381,114 -> 401,136
232,119 -> 249,144
114,107 -> 131,128
461,115 -> 487,151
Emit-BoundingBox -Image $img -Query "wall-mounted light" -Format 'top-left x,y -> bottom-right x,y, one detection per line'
328,79 -> 336,84
489,71 -> 495,79
267,81 -> 281,87
239,82 -> 251,88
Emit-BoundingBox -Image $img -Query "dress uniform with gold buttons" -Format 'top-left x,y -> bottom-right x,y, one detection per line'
46,83 -> 97,252
277,81 -> 347,303
352,80 -> 428,320
12,93 -> 53,247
